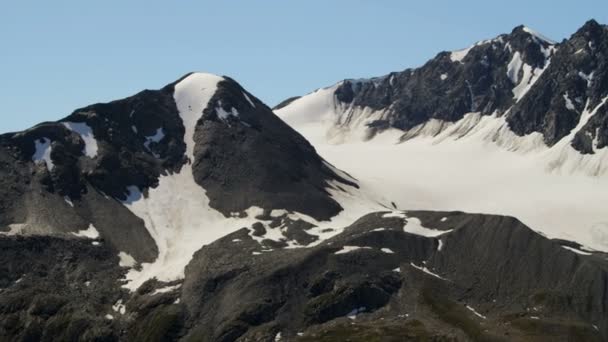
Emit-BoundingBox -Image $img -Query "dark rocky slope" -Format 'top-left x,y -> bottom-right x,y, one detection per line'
0,211 -> 606,341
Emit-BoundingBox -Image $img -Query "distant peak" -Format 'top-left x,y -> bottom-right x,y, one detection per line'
511,25 -> 556,44
573,19 -> 606,39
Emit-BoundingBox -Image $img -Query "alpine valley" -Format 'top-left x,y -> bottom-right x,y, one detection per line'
1,20 -> 608,342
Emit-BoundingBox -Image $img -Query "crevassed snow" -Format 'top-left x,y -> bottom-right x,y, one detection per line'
32,138 -> 54,171
71,224 -> 100,239
403,217 -> 452,237
335,246 -> 372,255
62,122 -> 98,158
276,88 -> 608,252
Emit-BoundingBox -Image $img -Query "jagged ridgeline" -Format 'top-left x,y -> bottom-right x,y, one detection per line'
0,21 -> 607,342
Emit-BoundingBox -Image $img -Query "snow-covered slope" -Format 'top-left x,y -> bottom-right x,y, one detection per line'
276,21 -> 608,252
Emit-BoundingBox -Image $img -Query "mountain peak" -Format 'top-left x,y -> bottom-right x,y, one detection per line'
573,18 -> 607,40
510,24 -> 556,44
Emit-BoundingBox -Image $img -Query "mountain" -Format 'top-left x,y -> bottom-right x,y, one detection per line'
276,20 -> 608,255
0,23 -> 607,342
276,20 -> 608,167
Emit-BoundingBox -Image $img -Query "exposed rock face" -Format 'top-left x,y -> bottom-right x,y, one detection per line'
191,77 -> 356,220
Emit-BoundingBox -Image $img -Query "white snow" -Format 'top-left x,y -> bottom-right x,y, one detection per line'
64,196 -> 74,207
403,218 -> 452,237
62,122 -> 98,158
450,47 -> 472,63
32,138 -> 54,171
410,262 -> 447,280
152,284 -> 181,295
380,248 -> 394,254
112,300 -> 126,315
522,26 -> 557,44
393,267 -> 401,273
383,211 -> 407,218
440,217 -> 448,222
118,251 -> 136,268
335,246 -> 372,255
347,307 -> 366,320
466,305 -> 487,319
71,224 -> 100,239
563,93 -> 576,111
243,92 -> 256,108
276,88 -> 608,253
437,239 -> 444,251
440,73 -> 448,81
105,314 -> 114,320
562,246 -> 592,256
92,241 -> 100,246
578,71 -> 595,87
507,52 -> 523,84
216,101 -> 239,120
144,128 -> 165,157
274,332 -> 282,341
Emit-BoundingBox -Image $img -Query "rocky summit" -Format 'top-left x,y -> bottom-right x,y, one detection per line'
1,20 -> 608,342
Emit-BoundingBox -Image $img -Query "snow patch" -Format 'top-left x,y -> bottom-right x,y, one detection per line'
118,252 -> 136,268
563,93 -> 576,111
562,246 -> 592,256
450,47 -> 472,63
32,138 -> 54,171
466,305 -> 487,319
62,122 -> 98,158
152,284 -> 181,295
380,248 -> 394,254
71,224 -> 100,239
64,196 -> 74,207
243,92 -> 256,108
112,300 -> 126,315
144,127 -> 165,156
347,307 -> 366,320
335,246 -> 372,255
522,26 -> 556,44
410,262 -> 447,280
403,217 -> 452,237
440,73 -> 448,81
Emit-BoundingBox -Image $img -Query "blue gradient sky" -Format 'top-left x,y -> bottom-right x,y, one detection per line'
1,0 -> 607,133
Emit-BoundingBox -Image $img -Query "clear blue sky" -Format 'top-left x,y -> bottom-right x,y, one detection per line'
1,0 -> 606,133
